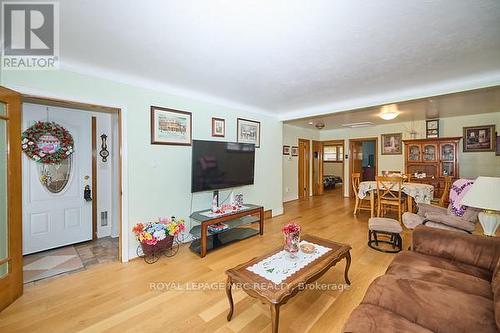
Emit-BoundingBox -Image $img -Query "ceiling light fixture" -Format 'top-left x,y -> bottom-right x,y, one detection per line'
315,122 -> 325,130
379,104 -> 400,120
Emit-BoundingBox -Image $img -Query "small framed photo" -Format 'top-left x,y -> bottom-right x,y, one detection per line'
283,145 -> 290,155
151,106 -> 192,146
211,117 -> 225,137
291,146 -> 298,156
463,125 -> 496,152
237,118 -> 260,148
381,133 -> 402,155
426,119 -> 439,138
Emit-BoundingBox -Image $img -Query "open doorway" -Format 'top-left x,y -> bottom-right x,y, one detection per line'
349,138 -> 377,196
322,140 -> 344,195
312,140 -> 345,196
21,99 -> 121,284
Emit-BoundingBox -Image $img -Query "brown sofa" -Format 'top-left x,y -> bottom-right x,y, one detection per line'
343,225 -> 500,333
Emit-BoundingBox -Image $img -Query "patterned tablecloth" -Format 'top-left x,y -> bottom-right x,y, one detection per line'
358,181 -> 434,204
246,241 -> 331,284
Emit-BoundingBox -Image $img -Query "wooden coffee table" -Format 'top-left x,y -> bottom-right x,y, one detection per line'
225,234 -> 352,333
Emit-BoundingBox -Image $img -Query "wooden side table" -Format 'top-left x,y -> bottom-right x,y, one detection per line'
225,234 -> 351,333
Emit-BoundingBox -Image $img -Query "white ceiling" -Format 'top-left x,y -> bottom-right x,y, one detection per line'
285,86 -> 500,129
59,1 -> 500,119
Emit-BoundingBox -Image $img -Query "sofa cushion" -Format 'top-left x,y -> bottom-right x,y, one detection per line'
391,250 -> 492,281
386,260 -> 493,299
422,221 -> 469,233
342,304 -> 432,333
361,275 -> 497,333
425,212 -> 475,232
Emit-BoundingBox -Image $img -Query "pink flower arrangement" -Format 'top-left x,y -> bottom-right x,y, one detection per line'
282,222 -> 301,235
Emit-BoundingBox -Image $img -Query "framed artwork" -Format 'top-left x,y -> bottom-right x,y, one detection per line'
237,118 -> 260,148
426,119 -> 439,138
497,135 -> 500,156
151,106 -> 192,145
381,133 -> 402,155
283,145 -> 290,155
291,146 -> 298,156
211,117 -> 225,137
463,125 -> 495,152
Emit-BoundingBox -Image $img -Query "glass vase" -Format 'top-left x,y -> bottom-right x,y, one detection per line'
284,231 -> 300,259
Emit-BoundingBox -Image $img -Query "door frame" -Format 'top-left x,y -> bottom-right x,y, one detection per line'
21,94 -> 127,262
312,140 -> 323,196
348,137 -> 378,197
321,140 -> 345,196
0,87 -> 22,312
298,138 -> 310,199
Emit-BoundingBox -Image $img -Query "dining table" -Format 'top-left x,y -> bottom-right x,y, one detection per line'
357,181 -> 434,217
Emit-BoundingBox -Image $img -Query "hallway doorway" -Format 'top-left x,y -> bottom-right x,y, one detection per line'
349,138 -> 378,196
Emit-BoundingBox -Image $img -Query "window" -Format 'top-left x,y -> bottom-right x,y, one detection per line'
323,144 -> 343,162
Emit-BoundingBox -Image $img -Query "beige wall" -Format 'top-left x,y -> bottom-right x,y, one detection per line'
282,124 -> 319,202
318,112 -> 500,196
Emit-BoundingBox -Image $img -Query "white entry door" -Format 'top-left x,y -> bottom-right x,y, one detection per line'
22,103 -> 93,255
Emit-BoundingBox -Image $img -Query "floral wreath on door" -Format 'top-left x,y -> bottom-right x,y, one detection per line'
21,121 -> 74,164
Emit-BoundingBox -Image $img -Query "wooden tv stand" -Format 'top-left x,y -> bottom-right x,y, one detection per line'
189,204 -> 264,258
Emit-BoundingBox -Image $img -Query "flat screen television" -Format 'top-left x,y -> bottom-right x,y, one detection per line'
191,140 -> 255,193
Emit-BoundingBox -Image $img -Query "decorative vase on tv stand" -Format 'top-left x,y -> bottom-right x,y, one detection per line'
282,223 -> 301,259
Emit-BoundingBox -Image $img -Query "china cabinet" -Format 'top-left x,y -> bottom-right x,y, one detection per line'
403,137 -> 461,199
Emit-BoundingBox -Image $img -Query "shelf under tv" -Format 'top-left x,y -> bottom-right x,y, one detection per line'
189,204 -> 264,258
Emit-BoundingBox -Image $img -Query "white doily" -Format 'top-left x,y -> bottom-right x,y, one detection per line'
246,241 -> 331,284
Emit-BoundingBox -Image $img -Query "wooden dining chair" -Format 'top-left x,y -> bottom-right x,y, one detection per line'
404,173 -> 412,182
352,173 -> 371,215
376,176 -> 405,222
431,176 -> 452,207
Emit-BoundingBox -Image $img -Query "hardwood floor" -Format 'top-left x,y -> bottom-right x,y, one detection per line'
0,191 -> 474,332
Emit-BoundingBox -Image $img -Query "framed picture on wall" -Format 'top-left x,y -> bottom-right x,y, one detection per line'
211,117 -> 225,137
283,145 -> 290,155
426,119 -> 439,138
381,133 -> 402,155
150,106 -> 192,145
237,118 -> 260,148
291,146 -> 298,156
463,125 -> 495,152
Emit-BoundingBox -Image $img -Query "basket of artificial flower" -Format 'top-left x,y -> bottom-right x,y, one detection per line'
132,217 -> 185,263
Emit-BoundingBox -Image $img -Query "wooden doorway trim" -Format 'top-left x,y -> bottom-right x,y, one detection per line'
298,139 -> 311,199
0,86 -> 22,312
321,140 -> 345,196
348,137 -> 378,197
312,140 -> 323,196
91,117 -> 98,240
21,95 -> 123,261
